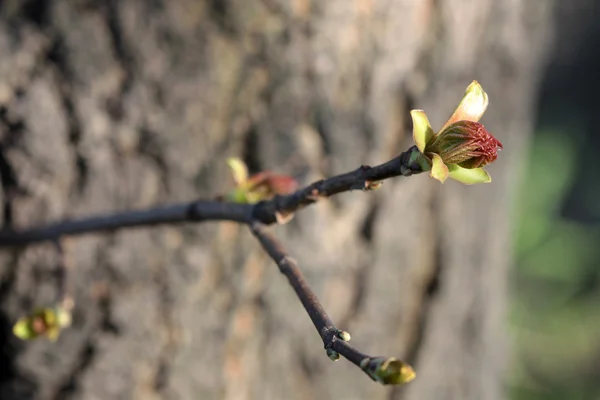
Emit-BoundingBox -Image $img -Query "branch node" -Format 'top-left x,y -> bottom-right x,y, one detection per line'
275,210 -> 294,224
277,255 -> 296,270
400,165 -> 412,176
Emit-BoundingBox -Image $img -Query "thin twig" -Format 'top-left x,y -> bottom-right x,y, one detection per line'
250,222 -> 336,341
0,201 -> 251,246
250,222 -> 414,383
251,146 -> 423,224
0,146 -> 423,247
3,147 -> 422,384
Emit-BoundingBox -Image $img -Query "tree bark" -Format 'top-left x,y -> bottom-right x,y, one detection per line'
0,1 -> 552,399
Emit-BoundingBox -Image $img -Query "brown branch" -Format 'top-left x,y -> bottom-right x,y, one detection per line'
0,201 -> 251,246
251,145 -> 423,224
249,222 -> 336,341
0,146 -> 423,247
250,222 -> 415,384
2,146 -> 424,384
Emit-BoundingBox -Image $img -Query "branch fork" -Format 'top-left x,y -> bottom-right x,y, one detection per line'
250,221 -> 414,384
1,147 -> 424,384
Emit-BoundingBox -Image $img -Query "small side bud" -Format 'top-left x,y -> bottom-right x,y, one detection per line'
336,330 -> 351,342
364,180 -> 383,191
13,306 -> 72,341
326,348 -> 340,361
225,159 -> 299,203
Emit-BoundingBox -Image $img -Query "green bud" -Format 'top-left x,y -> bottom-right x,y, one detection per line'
326,348 -> 340,361
360,357 -> 416,385
336,330 -> 351,342
13,306 -> 72,341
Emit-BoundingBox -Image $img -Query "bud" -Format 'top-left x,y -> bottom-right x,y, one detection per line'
326,348 -> 340,361
425,120 -> 502,169
13,306 -> 72,341
409,81 -> 501,184
335,329 -> 351,342
247,172 -> 299,196
225,158 -> 299,203
364,180 -> 383,191
360,356 -> 416,385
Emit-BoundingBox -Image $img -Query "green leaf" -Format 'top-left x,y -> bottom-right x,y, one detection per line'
13,318 -> 36,340
226,157 -> 249,186
439,80 -> 489,132
410,110 -> 435,153
447,164 -> 491,184
430,154 -> 449,183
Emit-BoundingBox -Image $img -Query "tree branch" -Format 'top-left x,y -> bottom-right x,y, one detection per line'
0,146 -> 423,247
249,222 -> 336,341
0,201 -> 250,246
1,146 -> 423,384
250,222 -> 415,384
251,145 -> 423,224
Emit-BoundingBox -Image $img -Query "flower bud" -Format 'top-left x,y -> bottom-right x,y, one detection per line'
360,357 -> 416,385
225,158 -> 299,203
13,306 -> 72,341
425,120 -> 502,169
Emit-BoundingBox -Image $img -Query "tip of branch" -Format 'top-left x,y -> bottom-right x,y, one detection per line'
360,357 -> 416,385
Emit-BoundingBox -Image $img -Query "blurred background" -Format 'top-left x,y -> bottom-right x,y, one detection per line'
0,1 -> 597,399
511,1 -> 600,399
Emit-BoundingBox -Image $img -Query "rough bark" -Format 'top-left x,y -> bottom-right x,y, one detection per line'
0,1 -> 552,399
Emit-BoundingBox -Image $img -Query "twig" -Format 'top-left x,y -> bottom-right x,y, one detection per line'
251,145 -> 423,224
2,146 -> 422,384
0,201 -> 251,246
250,222 -> 415,384
0,146 -> 423,247
250,222 -> 336,341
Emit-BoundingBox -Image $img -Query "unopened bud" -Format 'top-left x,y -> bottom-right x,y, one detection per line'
425,120 -> 502,169
326,348 -> 340,361
337,330 -> 351,342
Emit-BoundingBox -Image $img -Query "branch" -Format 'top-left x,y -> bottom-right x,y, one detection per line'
4,146 -> 423,384
0,201 -> 251,246
0,146 -> 423,247
250,222 -> 415,385
251,145 -> 423,224
4,80 -> 500,384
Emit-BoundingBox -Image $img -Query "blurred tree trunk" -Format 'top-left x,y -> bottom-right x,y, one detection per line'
0,1 -> 552,399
